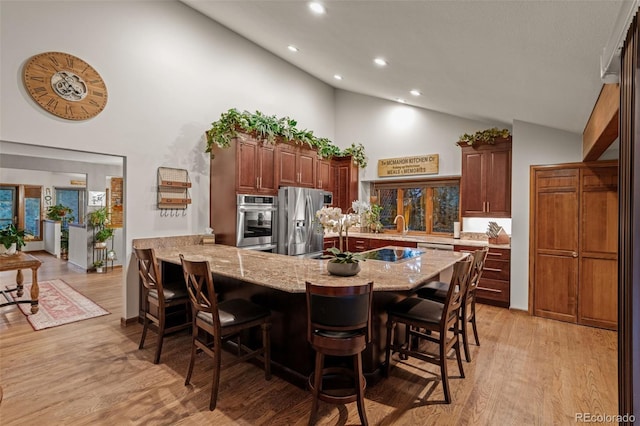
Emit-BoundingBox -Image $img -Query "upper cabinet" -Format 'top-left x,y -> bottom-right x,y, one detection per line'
237,137 -> 278,195
277,143 -> 317,188
210,133 -> 359,200
332,156 -> 359,212
316,158 -> 333,192
459,137 -> 512,217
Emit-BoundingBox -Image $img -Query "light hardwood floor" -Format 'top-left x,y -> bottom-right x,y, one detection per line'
0,252 -> 617,425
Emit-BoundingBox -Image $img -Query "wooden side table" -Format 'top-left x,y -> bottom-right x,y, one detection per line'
0,252 -> 42,314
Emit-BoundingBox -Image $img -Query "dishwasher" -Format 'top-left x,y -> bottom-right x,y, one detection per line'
417,242 -> 454,283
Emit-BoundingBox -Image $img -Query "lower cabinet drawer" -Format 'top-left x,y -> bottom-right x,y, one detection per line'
476,277 -> 510,306
481,259 -> 510,281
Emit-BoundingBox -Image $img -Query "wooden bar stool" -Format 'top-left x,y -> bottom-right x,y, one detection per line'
385,257 -> 472,404
306,281 -> 373,426
416,247 -> 488,361
180,255 -> 272,411
134,247 -> 190,364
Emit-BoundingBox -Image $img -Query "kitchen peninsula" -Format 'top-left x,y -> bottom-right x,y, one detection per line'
153,243 -> 467,386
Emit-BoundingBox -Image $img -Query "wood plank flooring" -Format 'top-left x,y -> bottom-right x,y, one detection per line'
0,252 -> 617,425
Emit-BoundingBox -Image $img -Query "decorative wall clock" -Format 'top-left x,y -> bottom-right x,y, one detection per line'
23,51 -> 108,120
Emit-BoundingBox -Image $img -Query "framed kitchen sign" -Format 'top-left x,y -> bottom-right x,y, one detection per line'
378,154 -> 439,177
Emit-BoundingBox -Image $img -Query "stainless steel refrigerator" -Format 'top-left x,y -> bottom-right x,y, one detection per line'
277,187 -> 324,257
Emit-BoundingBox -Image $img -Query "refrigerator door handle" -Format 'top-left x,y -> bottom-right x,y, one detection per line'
305,192 -> 313,248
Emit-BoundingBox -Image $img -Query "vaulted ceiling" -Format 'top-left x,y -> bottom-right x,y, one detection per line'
182,0 -> 625,135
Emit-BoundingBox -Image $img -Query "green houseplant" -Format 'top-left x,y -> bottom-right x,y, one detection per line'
457,127 -> 511,146
95,227 -> 114,243
87,207 -> 109,227
46,204 -> 73,221
206,108 -> 368,168
88,207 -> 114,248
0,224 -> 30,255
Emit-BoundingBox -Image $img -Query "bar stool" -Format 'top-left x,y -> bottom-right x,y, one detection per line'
180,255 -> 272,411
306,281 -> 374,426
385,257 -> 472,404
416,247 -> 488,361
134,247 -> 190,364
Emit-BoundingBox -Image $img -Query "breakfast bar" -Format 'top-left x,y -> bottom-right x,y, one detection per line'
154,243 -> 467,386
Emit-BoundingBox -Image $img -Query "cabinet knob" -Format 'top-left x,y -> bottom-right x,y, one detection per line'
572,252 -> 578,258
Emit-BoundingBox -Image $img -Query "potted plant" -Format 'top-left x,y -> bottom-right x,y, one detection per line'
94,227 -> 114,248
315,206 -> 365,276
206,108 -> 368,167
87,207 -> 109,227
457,127 -> 511,147
46,204 -> 73,221
0,224 -> 30,255
93,260 -> 104,273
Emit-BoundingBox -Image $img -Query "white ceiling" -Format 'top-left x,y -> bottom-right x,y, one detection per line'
182,0 -> 626,135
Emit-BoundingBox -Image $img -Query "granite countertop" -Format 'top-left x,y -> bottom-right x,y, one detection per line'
154,244 -> 467,294
326,231 -> 511,249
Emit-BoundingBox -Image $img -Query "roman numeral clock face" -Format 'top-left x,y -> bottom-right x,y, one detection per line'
23,52 -> 108,120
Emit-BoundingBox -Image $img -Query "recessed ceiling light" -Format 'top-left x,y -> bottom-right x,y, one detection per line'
374,57 -> 387,66
287,45 -> 299,52
410,89 -> 421,96
333,74 -> 343,80
309,2 -> 326,15
396,98 -> 406,104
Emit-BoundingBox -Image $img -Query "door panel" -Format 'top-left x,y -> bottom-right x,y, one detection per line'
460,151 -> 484,216
534,253 -> 578,322
535,191 -> 578,252
237,140 -> 258,192
579,257 -> 618,329
486,148 -> 511,216
278,146 -> 297,186
257,144 -> 277,194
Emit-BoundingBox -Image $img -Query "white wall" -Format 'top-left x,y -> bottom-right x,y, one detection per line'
334,90 -> 499,186
510,120 -> 582,310
1,1 -> 336,319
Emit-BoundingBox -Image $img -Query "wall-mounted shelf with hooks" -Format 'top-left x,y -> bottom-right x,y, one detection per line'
157,167 -> 191,210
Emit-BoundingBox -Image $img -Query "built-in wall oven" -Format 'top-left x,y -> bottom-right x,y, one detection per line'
236,194 -> 277,251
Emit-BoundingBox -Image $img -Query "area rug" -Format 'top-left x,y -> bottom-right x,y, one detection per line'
7,279 -> 110,330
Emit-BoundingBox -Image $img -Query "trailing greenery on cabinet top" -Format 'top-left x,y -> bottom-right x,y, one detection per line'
457,127 -> 511,147
206,108 -> 367,168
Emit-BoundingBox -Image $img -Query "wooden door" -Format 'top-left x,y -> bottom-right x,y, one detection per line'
256,143 -> 277,194
237,139 -> 258,193
485,146 -> 511,217
532,168 -> 579,323
460,149 -> 485,216
578,166 -> 618,329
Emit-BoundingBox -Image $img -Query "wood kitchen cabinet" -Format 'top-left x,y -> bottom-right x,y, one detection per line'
237,137 -> 278,195
531,161 -> 618,330
277,142 -> 316,188
332,156 -> 359,212
316,158 -> 333,192
455,244 -> 510,308
459,137 -> 511,217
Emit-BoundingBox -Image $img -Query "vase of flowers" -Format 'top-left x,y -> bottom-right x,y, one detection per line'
351,200 -> 383,233
315,207 -> 364,276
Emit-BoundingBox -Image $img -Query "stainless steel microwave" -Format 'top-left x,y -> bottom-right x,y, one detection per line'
322,191 -> 333,206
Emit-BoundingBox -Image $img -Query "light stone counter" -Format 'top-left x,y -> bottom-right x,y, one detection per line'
154,244 -> 467,293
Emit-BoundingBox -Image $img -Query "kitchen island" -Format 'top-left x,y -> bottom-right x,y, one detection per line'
154,244 -> 467,386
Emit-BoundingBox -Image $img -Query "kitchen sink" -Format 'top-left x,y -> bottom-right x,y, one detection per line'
360,247 -> 425,262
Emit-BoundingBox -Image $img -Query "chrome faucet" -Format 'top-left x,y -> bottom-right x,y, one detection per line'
393,215 -> 408,234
